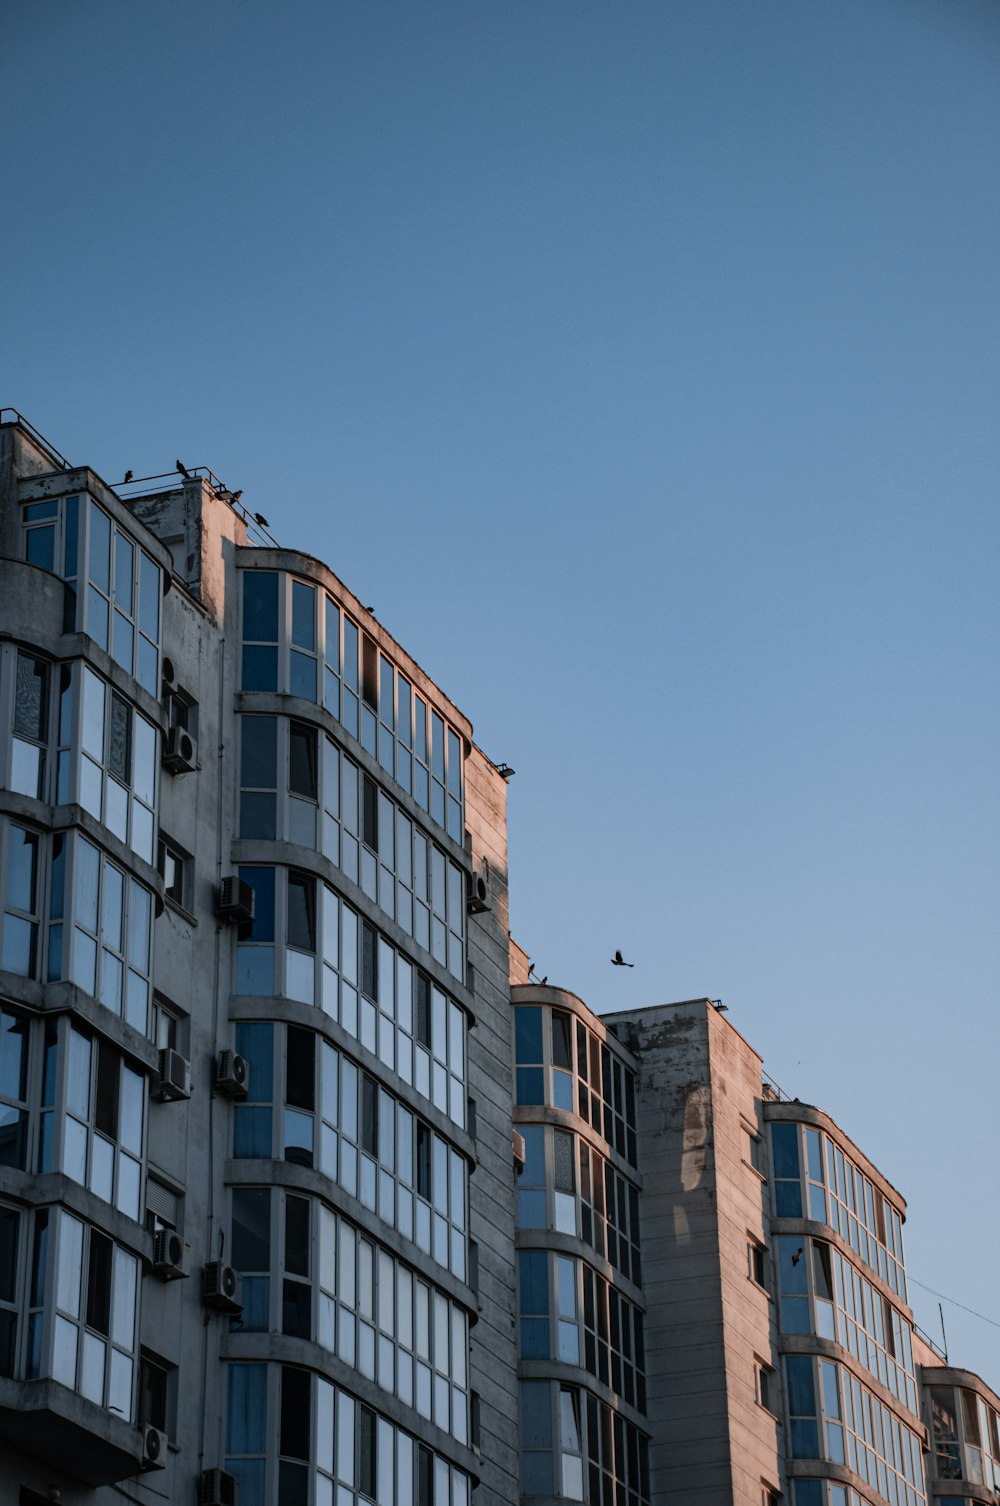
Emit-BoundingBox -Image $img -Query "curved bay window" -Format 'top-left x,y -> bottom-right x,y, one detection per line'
515,1124 -> 641,1286
517,1248 -> 646,1410
240,570 -> 464,844
38,1018 -> 145,1220
515,1004 -> 638,1167
784,1354 -> 924,1506
19,1205 -> 140,1422
1,655 -> 160,867
521,1379 -> 649,1506
235,867 -> 466,1127
63,832 -> 154,1034
769,1120 -> 907,1298
230,1187 -> 469,1441
232,1023 -> 468,1282
927,1384 -> 1000,1494
775,1233 -> 916,1410
238,717 -> 466,981
22,495 -> 161,695
224,1361 -> 472,1506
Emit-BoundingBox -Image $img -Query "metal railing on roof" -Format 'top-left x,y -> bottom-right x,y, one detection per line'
0,408 -> 71,471
2,409 -> 278,548
912,1322 -> 948,1361
117,467 -> 279,548
761,1070 -> 790,1103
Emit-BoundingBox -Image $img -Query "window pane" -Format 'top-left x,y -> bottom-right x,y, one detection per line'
291,583 -> 316,651
227,1363 -> 268,1453
139,553 -> 160,641
243,573 -> 279,641
242,717 -> 277,789
233,1188 -> 272,1272
287,877 -> 316,953
7,827 -> 38,913
289,724 -> 317,798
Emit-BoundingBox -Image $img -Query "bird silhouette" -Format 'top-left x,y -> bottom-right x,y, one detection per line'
231,490 -> 243,503
539,976 -> 547,985
253,511 -> 268,527
791,1247 -> 804,1266
123,470 -> 133,484
176,460 -> 190,479
611,950 -> 634,967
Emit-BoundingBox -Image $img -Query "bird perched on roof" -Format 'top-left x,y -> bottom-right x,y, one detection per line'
611,950 -> 634,967
253,511 -> 268,527
176,460 -> 190,479
123,470 -> 133,484
231,490 -> 243,504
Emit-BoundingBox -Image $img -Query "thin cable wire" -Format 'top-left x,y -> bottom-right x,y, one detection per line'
908,1276 -> 1000,1331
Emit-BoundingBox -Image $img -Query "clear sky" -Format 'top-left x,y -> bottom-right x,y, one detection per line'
3,1 -> 998,1381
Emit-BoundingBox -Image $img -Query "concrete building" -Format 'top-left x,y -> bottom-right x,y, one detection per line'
506,964 -> 1000,1506
0,410 -> 520,1506
0,409 -> 996,1506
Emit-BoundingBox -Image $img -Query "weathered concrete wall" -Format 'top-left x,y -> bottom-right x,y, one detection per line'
607,1000 -> 779,1506
465,745 -> 520,1506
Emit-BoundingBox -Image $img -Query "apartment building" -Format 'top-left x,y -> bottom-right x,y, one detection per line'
0,410 -> 519,1506
508,967 -> 1000,1506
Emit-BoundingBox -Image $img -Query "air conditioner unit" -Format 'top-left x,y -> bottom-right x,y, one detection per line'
153,1047 -> 191,1102
162,725 -> 197,774
214,1049 -> 249,1099
466,871 -> 489,915
161,656 -> 178,697
202,1467 -> 239,1506
203,1261 -> 242,1314
141,1424 -> 168,1470
216,876 -> 255,926
513,1129 -> 527,1174
152,1227 -> 189,1280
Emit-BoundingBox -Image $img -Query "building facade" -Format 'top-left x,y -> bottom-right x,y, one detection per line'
0,411 -> 519,1506
509,978 -> 1000,1506
0,410 -> 996,1506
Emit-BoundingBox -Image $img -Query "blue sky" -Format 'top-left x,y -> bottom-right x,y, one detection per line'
3,1 -> 998,1379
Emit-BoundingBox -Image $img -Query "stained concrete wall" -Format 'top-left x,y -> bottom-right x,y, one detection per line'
465,746 -> 521,1506
606,1000 -> 780,1506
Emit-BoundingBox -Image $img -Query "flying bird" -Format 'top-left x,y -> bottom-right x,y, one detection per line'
791,1247 -> 804,1266
123,470 -> 133,484
611,950 -> 634,967
176,460 -> 190,479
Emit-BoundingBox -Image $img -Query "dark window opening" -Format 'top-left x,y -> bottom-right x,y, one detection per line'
361,923 -> 377,1000
358,1405 -> 376,1499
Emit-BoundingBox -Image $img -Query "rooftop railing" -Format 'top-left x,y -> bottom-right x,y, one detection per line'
1,410 -> 277,550
0,407 -> 71,470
